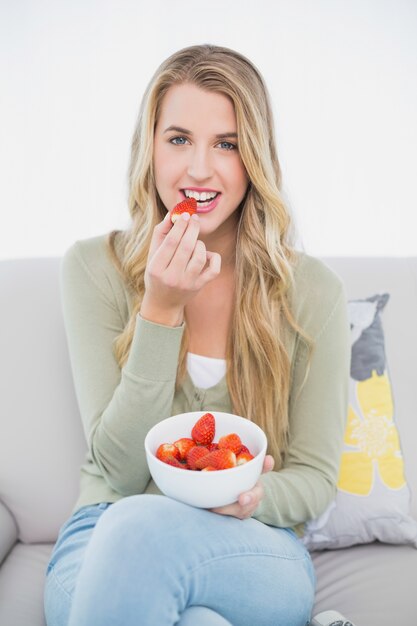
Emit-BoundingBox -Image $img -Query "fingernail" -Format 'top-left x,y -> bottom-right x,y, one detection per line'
181,212 -> 191,221
241,495 -> 251,505
191,213 -> 200,221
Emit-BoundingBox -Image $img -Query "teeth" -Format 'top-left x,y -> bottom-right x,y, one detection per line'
184,190 -> 218,201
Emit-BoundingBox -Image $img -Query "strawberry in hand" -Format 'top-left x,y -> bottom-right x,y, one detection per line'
170,197 -> 197,223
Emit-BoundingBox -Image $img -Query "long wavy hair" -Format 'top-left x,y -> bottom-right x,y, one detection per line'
106,44 -> 315,469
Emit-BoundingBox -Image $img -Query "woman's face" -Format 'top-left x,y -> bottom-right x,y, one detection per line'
153,83 -> 250,240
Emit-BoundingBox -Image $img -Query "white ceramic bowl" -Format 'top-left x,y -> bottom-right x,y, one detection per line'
144,410 -> 267,508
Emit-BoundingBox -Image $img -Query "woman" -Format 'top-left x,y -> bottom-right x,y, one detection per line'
44,44 -> 350,626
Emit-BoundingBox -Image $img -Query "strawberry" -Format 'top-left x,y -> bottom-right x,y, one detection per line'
196,449 -> 237,471
239,445 -> 250,454
218,433 -> 242,455
174,437 -> 196,461
191,413 -> 215,446
164,455 -> 189,469
207,443 -> 219,452
201,466 -> 217,472
170,197 -> 197,223
236,451 -> 254,466
156,443 -> 181,463
186,445 -> 210,470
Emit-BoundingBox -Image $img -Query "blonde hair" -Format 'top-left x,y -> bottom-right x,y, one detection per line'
106,44 -> 315,469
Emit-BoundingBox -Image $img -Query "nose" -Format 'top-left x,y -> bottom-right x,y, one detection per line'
186,145 -> 214,181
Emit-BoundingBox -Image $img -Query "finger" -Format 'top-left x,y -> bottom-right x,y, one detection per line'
147,211 -> 173,259
210,479 -> 265,519
154,210 -> 174,239
209,502 -> 240,517
169,214 -> 202,272
193,251 -> 222,290
211,461 -> 271,517
161,209 -> 173,229
239,476 -> 265,507
184,239 -> 207,278
262,455 -> 275,474
151,213 -> 192,270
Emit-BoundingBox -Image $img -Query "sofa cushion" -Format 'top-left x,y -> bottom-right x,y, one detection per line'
303,293 -> 417,550
0,542 -> 52,626
311,542 -> 417,626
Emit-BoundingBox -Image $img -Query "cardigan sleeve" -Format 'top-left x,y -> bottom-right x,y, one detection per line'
251,279 -> 351,530
60,240 -> 185,496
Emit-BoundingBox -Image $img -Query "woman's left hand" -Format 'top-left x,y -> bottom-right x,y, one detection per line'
208,454 -> 275,520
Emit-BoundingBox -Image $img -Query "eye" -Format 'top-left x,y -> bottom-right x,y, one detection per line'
218,141 -> 237,151
170,136 -> 189,146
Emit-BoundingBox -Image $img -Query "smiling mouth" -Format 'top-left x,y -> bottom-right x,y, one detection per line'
180,191 -> 221,207
179,191 -> 222,214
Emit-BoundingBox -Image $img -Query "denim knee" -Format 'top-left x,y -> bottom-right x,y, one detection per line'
89,494 -> 192,566
66,495 -> 315,626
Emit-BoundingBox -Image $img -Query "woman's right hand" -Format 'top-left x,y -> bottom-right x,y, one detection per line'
140,211 -> 222,326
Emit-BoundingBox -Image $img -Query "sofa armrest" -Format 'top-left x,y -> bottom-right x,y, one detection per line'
0,499 -> 18,565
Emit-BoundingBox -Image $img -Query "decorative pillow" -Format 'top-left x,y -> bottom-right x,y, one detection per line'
301,293 -> 417,551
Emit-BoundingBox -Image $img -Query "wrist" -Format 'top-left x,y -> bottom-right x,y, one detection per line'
139,299 -> 184,327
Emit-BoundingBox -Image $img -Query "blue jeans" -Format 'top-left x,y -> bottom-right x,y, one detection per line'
44,494 -> 316,626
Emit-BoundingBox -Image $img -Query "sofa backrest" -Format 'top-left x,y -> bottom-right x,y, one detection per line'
0,258 -> 87,543
1,256 -> 416,543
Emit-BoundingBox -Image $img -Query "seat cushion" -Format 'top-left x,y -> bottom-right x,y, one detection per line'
312,541 -> 417,625
0,542 -> 52,626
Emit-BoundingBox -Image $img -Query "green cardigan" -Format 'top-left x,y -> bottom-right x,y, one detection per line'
60,233 -> 351,537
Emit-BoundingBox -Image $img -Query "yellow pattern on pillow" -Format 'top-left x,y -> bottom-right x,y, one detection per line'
338,369 -> 406,496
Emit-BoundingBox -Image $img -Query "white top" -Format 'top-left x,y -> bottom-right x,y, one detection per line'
186,352 -> 227,389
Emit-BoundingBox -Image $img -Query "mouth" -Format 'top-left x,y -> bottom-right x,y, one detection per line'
180,190 -> 222,213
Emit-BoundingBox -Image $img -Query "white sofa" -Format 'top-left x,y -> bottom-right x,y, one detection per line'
1,255 -> 416,626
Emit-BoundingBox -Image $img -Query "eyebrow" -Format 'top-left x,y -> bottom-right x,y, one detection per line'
163,125 -> 238,139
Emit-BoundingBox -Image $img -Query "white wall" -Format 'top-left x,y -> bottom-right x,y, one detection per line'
1,0 -> 416,259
